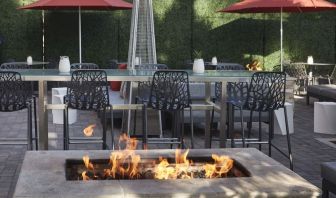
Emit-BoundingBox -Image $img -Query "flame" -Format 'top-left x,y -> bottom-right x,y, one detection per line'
203,154 -> 234,179
83,155 -> 94,170
83,124 -> 96,137
82,171 -> 90,181
81,134 -> 234,180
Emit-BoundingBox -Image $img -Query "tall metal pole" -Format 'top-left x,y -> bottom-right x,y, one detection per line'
42,10 -> 45,63
280,7 -> 283,71
79,7 -> 82,63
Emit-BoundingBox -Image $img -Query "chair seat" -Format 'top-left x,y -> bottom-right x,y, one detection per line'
308,84 -> 336,98
321,162 -> 336,184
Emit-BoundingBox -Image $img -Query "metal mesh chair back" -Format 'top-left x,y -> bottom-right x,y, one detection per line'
283,64 -> 307,78
148,70 -> 191,111
245,72 -> 286,112
0,71 -> 31,112
136,64 -> 168,101
70,63 -> 99,70
227,82 -> 249,105
215,64 -> 245,98
66,70 -> 109,111
0,63 -> 31,69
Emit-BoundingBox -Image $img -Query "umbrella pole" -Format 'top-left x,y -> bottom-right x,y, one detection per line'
280,8 -> 283,71
79,7 -> 82,64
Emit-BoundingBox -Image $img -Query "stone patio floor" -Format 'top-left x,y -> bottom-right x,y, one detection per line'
0,96 -> 335,197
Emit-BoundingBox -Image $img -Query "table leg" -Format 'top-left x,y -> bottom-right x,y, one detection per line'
219,80 -> 228,148
204,82 -> 211,148
38,80 -> 48,150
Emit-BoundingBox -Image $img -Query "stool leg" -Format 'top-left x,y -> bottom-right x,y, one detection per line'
110,105 -> 115,150
133,97 -> 138,135
210,106 -> 215,148
268,110 -> 273,157
33,97 -> 38,150
64,107 -> 69,150
322,179 -> 329,198
229,104 -> 235,148
239,107 -> 245,147
247,110 -> 253,148
284,106 -> 294,170
102,108 -> 107,150
142,104 -> 148,149
180,110 -> 185,149
158,110 -> 163,138
258,111 -> 262,151
27,102 -> 33,150
190,107 -> 194,149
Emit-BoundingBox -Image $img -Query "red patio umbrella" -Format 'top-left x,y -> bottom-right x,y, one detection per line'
219,0 -> 336,71
20,0 -> 133,63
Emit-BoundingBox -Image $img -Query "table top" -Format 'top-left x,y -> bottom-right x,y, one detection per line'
15,69 -> 255,82
291,62 -> 335,66
13,61 -> 49,66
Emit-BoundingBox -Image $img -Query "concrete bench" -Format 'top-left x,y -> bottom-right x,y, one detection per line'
321,162 -> 336,197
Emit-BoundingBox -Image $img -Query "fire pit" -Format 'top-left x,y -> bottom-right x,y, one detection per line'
14,148 -> 320,197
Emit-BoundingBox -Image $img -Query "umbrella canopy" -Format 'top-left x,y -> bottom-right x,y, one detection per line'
20,0 -> 133,10
20,0 -> 132,63
219,0 -> 336,71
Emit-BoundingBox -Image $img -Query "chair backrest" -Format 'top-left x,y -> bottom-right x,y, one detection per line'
215,63 -> 245,98
0,71 -> 31,112
0,62 -> 31,69
136,64 -> 168,101
245,72 -> 286,112
136,63 -> 168,70
148,70 -> 191,111
283,64 -> 307,78
66,70 -> 109,110
70,63 -> 99,70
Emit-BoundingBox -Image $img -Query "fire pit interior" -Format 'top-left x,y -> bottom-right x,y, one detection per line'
65,134 -> 250,181
65,155 -> 251,180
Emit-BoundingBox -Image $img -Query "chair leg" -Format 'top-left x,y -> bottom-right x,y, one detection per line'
322,179 -> 329,198
171,111 -> 177,149
142,104 -> 148,149
158,110 -> 163,138
64,107 -> 69,150
246,110 -> 253,148
258,111 -> 262,151
229,104 -> 235,148
210,106 -> 215,148
180,110 -> 185,149
268,110 -> 273,157
102,108 -> 107,150
133,97 -> 138,135
27,102 -> 33,150
284,106 -> 294,170
239,107 -> 245,147
110,105 -> 115,150
190,107 -> 194,149
33,97 -> 38,150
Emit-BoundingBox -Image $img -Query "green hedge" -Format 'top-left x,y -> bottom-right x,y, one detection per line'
0,0 -> 335,70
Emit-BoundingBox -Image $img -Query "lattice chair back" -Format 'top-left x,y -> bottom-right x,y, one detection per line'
245,72 -> 286,112
283,64 -> 307,78
66,70 -> 109,111
0,63 -> 31,69
70,63 -> 99,70
215,64 -> 245,99
136,64 -> 168,101
0,71 -> 31,112
227,82 -> 249,105
148,71 -> 191,111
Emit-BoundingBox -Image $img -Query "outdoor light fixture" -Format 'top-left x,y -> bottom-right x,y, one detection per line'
307,56 -> 314,64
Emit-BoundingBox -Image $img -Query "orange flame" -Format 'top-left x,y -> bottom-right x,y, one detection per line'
83,124 -> 96,137
81,134 -> 234,180
203,154 -> 233,179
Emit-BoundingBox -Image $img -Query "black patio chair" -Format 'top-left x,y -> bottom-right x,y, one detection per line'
70,63 -> 99,70
142,70 -> 192,149
0,71 -> 37,150
228,72 -> 293,170
64,70 -> 112,150
0,62 -> 31,69
209,63 -> 245,146
133,64 -> 168,137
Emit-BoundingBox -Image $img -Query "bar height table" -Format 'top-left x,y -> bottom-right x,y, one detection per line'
17,69 -> 254,150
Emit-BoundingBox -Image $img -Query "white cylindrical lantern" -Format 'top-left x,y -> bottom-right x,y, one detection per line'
59,56 -> 71,73
193,59 -> 205,73
27,56 -> 33,65
307,56 -> 314,64
211,56 -> 218,65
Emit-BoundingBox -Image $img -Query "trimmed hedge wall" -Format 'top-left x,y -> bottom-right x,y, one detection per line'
0,0 -> 335,70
